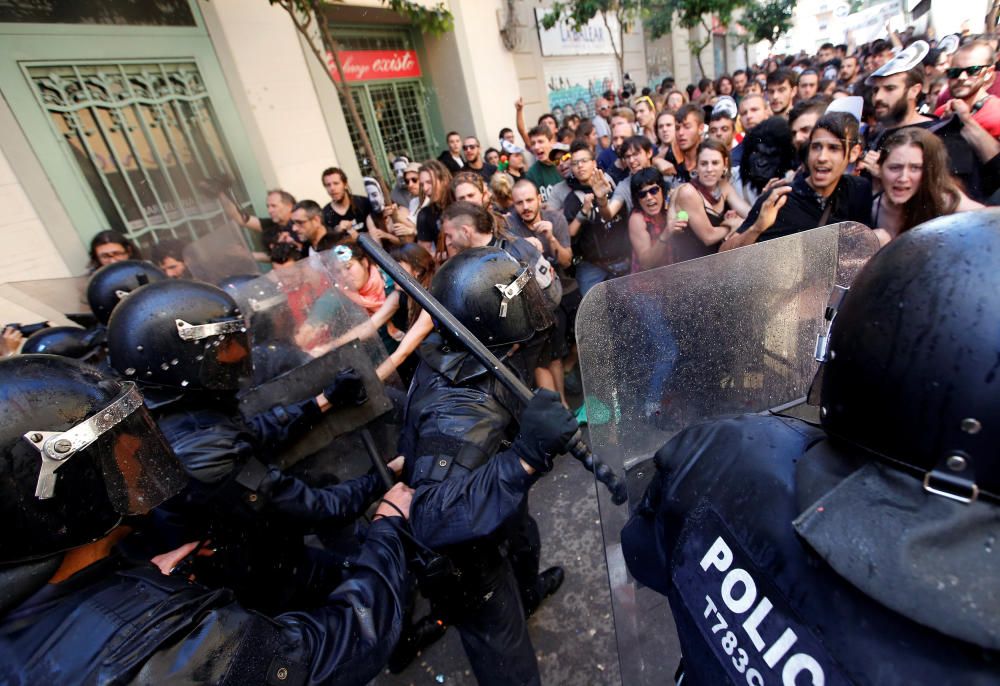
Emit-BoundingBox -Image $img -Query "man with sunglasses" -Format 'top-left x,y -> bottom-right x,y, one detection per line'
935,41 -> 1000,138
462,136 -> 497,183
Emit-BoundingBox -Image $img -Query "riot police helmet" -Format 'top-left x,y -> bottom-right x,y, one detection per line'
430,246 -> 553,347
820,210 -> 1000,502
87,259 -> 166,325
0,355 -> 185,563
21,326 -> 93,359
107,280 -> 251,392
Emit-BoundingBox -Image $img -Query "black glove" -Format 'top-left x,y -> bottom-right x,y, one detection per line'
323,368 -> 368,408
512,389 -> 578,473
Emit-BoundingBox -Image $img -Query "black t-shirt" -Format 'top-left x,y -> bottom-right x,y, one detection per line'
562,180 -> 630,265
737,171 -> 872,242
437,150 -> 465,174
467,162 -> 497,183
322,195 -> 373,233
259,218 -> 295,250
416,204 -> 443,244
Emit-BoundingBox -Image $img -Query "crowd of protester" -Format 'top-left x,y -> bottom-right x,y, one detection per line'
12,27 -> 994,398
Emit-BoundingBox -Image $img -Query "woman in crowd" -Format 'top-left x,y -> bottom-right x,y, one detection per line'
576,120 -> 598,152
628,168 -> 685,271
716,75 -> 735,97
665,89 -> 687,112
872,127 -> 983,245
484,147 -> 501,168
379,243 -> 437,383
88,230 -> 142,271
416,159 -> 453,262
672,139 -> 750,261
489,172 -> 516,216
633,95 -> 658,145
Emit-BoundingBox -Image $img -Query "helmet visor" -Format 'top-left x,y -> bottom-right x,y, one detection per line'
512,268 -> 556,336
28,382 -> 186,516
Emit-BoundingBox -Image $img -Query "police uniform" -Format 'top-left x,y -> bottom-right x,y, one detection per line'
0,354 -> 410,686
399,333 -> 546,686
623,413 -> 1000,685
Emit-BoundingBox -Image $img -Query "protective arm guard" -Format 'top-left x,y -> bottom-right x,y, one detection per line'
258,467 -> 386,533
275,516 -> 408,685
245,396 -> 322,448
409,448 -> 539,549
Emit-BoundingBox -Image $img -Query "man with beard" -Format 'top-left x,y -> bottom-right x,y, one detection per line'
838,55 -> 861,89
462,136 -> 497,182
935,41 -> 1000,138
861,41 -> 986,201
724,112 -> 871,249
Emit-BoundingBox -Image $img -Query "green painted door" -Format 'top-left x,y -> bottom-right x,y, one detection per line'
0,4 -> 267,254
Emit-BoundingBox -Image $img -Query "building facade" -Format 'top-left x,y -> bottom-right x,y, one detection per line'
0,0 -> 694,322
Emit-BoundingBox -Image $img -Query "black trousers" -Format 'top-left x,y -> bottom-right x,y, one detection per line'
455,556 -> 541,686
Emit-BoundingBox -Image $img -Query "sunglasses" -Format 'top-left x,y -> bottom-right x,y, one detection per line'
945,65 -> 990,79
637,186 -> 661,199
463,144 -> 479,150
404,176 -> 419,183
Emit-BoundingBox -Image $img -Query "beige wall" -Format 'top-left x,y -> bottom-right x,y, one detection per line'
0,145 -> 75,322
200,0 -> 345,205
450,0 -> 522,151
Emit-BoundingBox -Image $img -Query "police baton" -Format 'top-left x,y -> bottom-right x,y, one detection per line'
358,234 -> 628,505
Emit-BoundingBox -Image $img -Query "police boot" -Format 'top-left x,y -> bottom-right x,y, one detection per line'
523,565 -> 565,617
387,614 -> 448,674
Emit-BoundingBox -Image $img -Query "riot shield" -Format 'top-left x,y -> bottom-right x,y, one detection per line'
181,223 -> 262,285
232,251 -> 396,468
576,222 -> 879,685
1,276 -> 91,327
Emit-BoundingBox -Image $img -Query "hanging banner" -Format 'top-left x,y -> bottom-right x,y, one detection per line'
841,0 -> 904,44
327,50 -> 422,82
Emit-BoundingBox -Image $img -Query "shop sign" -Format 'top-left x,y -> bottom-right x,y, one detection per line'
535,8 -> 621,57
328,50 -> 422,82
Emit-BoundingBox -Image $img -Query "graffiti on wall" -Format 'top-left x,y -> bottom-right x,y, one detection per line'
545,74 -> 615,119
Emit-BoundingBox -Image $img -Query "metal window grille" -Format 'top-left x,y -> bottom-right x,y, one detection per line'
27,61 -> 249,250
342,80 -> 436,179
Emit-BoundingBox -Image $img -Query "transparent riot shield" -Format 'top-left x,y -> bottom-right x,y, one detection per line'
232,251 -> 397,468
181,223 -> 262,285
576,223 -> 879,684
1,276 -> 92,327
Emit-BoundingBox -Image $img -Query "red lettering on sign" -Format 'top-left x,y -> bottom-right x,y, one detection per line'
328,50 -> 422,82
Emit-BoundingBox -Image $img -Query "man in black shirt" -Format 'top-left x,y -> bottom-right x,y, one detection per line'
462,136 -> 497,182
218,188 -> 297,251
724,112 -> 871,250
